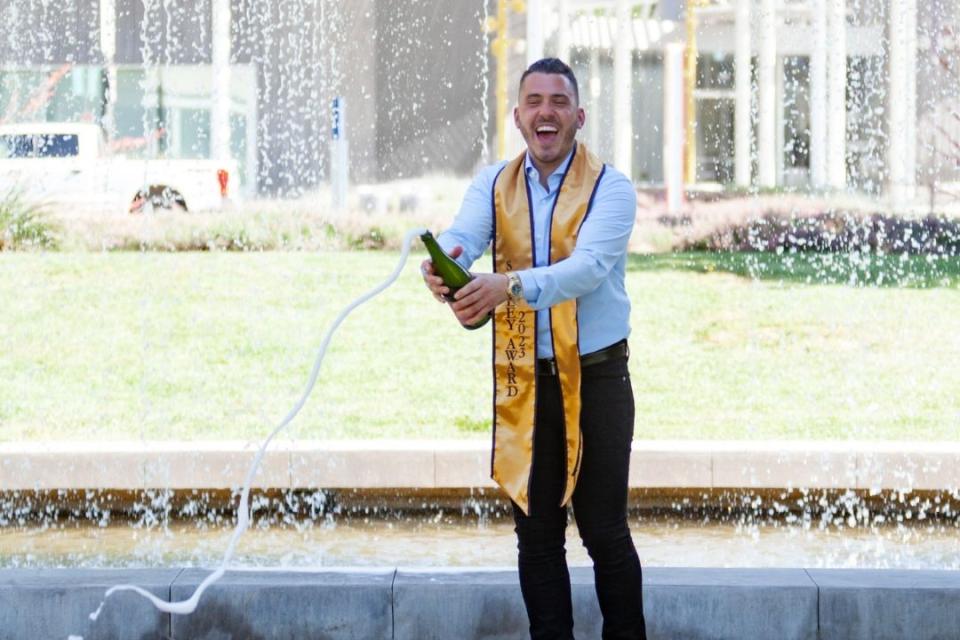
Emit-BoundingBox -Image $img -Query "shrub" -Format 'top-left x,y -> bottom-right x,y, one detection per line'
50,202 -> 450,253
674,207 -> 960,256
0,189 -> 58,251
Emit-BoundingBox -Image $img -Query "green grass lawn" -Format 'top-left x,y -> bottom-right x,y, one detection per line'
1,251 -> 958,441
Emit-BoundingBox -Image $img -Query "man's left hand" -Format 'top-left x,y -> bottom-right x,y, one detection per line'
450,273 -> 510,326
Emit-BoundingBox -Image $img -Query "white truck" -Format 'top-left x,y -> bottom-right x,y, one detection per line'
0,122 -> 237,213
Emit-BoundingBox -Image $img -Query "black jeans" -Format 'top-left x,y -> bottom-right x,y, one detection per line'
512,355 -> 646,640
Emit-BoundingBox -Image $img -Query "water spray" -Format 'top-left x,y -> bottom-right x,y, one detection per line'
72,226 -> 429,638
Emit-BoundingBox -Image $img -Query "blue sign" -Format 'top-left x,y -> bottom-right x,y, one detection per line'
331,96 -> 342,140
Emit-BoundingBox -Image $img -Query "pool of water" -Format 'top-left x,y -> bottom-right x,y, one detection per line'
3,513 -> 959,570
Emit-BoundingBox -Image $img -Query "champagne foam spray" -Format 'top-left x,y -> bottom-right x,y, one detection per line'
72,227 -> 429,638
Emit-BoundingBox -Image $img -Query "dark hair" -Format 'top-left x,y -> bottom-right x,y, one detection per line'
518,58 -> 579,103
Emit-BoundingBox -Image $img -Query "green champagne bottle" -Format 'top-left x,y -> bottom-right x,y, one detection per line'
421,230 -> 491,330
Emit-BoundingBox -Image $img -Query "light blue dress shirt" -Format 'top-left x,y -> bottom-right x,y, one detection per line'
438,145 -> 636,359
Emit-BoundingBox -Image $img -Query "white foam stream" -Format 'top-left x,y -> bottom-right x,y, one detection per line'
75,227 -> 428,636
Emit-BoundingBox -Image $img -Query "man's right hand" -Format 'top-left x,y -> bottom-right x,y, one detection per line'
420,245 -> 463,303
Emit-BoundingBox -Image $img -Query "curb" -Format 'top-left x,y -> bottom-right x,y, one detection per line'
2,567 -> 958,639
2,440 -> 959,492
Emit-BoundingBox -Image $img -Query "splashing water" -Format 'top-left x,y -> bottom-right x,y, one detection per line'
479,0 -> 491,166
74,227 -> 428,637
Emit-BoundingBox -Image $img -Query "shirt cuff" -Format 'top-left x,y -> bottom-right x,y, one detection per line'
516,270 -> 540,304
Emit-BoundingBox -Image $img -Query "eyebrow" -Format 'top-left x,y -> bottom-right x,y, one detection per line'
525,93 -> 571,100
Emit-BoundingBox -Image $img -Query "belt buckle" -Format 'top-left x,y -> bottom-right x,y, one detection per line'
538,358 -> 558,376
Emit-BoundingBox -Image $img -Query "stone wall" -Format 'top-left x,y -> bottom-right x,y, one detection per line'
2,567 -> 958,639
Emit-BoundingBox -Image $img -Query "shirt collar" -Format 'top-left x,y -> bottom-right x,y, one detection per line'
524,144 -> 576,194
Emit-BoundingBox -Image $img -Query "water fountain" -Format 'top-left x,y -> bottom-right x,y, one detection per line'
1,0 -> 960,638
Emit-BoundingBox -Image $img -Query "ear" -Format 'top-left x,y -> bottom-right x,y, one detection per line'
513,105 -> 520,129
576,107 -> 585,129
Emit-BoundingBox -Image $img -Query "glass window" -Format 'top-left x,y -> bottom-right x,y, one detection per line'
783,56 -> 810,171
697,98 -> 735,184
0,135 -> 33,158
0,133 -> 79,158
36,134 -> 81,157
697,54 -> 735,91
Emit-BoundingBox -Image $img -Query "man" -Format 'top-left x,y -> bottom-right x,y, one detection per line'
421,58 -> 646,640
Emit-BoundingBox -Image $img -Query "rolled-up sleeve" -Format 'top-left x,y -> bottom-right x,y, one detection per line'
516,169 -> 636,310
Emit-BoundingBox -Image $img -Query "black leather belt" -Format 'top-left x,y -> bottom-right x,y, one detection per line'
537,339 -> 629,376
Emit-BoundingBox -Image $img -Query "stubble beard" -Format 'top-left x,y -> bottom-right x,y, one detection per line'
522,122 -> 577,168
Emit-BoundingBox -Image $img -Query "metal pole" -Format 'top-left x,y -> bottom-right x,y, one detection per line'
330,96 -> 348,213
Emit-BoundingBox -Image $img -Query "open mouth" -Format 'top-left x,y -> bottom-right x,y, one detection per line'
535,124 -> 558,145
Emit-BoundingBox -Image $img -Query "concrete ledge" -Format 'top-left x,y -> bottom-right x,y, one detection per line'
810,569 -> 960,640
171,568 -> 394,640
0,568 -> 958,639
394,567 -> 602,639
0,568 -> 178,640
644,568 -> 817,640
2,440 -> 960,492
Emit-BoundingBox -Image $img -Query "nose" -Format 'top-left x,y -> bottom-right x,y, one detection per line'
534,105 -> 558,124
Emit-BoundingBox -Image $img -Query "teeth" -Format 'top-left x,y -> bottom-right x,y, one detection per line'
536,125 -> 558,133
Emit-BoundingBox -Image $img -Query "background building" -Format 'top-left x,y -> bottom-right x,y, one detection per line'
2,0 -> 959,206
0,0 -> 489,196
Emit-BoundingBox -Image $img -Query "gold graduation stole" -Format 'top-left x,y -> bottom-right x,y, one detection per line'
491,143 -> 605,515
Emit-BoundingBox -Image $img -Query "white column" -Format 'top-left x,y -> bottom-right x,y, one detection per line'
757,0 -> 777,187
211,0 -> 231,162
613,0 -> 632,177
245,70 -> 258,193
809,0 -> 827,188
734,0 -> 752,187
827,0 -> 846,189
99,0 -> 116,137
588,47 -> 601,151
145,66 -> 161,157
526,0 -> 544,65
775,54 -> 785,181
664,42 -> 685,213
906,3 -> 917,199
888,0 -> 917,205
556,0 -> 570,63
906,3 -> 917,197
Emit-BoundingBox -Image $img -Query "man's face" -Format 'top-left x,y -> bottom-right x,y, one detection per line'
514,72 -> 585,169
